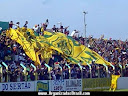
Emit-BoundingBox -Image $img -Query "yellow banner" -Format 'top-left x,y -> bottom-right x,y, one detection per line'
6,28 -> 110,66
43,31 -> 110,65
6,28 -> 39,65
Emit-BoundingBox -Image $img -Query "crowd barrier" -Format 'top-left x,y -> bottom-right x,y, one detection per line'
0,78 -> 112,91
82,78 -> 111,91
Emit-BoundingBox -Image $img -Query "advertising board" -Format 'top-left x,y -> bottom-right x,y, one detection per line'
65,79 -> 82,91
0,81 -> 35,91
36,80 -> 49,91
50,80 -> 65,91
82,78 -> 111,91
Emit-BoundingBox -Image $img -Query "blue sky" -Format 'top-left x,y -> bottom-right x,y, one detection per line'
0,0 -> 128,40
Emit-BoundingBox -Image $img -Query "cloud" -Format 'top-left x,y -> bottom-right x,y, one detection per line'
42,0 -> 51,5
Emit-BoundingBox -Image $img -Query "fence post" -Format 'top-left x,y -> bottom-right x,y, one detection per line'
103,64 -> 108,78
78,63 -> 83,78
126,64 -> 128,67
87,63 -> 92,78
44,63 -> 51,80
110,63 -> 115,76
20,63 -> 27,81
58,65 -> 63,79
110,63 -> 115,70
31,63 -> 38,80
123,63 -> 126,76
97,64 -> 100,78
125,64 -> 128,74
66,63 -> 71,79
0,64 -> 2,82
110,63 -> 115,72
2,62 -> 8,82
119,63 -> 123,77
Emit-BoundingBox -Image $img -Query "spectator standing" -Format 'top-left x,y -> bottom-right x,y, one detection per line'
70,30 -> 79,41
48,56 -> 55,68
51,70 -> 56,80
63,66 -> 69,79
60,25 -> 64,33
73,31 -> 79,39
70,30 -> 76,37
64,26 -> 69,36
23,21 -> 28,28
37,24 -> 41,35
41,23 -> 45,31
55,68 -> 61,80
9,21 -> 13,28
15,22 -> 20,29
52,25 -> 57,32
33,25 -> 38,31
45,19 -> 49,28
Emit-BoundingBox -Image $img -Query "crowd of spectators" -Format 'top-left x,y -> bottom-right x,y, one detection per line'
0,20 -> 128,82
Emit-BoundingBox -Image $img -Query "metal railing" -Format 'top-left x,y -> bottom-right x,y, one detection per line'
87,62 -> 92,78
103,64 -> 109,77
0,62 -> 128,82
0,64 -> 2,82
119,63 -> 123,77
31,63 -> 37,80
2,62 -> 8,82
78,63 -> 83,78
20,63 -> 27,81
65,63 -> 71,79
44,63 -> 52,80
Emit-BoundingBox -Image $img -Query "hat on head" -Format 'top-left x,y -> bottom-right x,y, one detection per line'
13,44 -> 17,47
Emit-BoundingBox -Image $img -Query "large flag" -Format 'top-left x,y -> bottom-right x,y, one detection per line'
6,28 -> 110,66
6,28 -> 40,65
43,31 -> 110,65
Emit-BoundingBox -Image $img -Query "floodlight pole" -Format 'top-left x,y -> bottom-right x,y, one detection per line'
83,11 -> 88,46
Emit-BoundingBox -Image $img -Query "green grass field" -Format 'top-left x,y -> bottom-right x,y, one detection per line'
114,89 -> 128,92
104,89 -> 128,92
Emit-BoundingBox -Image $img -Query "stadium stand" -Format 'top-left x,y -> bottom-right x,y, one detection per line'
0,21 -> 128,83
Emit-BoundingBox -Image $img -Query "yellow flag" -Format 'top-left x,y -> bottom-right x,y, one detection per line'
6,28 -> 40,65
6,28 -> 111,66
43,31 -> 110,65
110,75 -> 120,91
